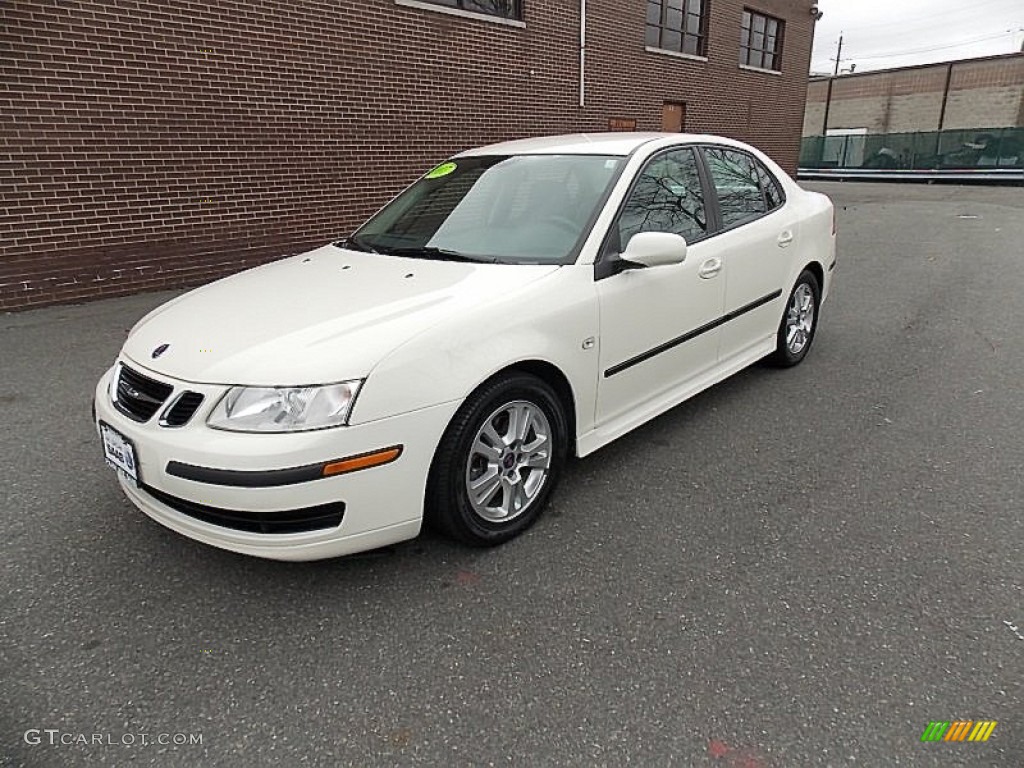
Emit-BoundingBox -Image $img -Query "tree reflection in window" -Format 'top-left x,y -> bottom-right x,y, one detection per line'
618,148 -> 707,250
704,148 -> 768,228
754,163 -> 784,209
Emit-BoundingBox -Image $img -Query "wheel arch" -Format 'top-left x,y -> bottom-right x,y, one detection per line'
802,260 -> 825,295
423,358 -> 578,543
471,359 -> 579,457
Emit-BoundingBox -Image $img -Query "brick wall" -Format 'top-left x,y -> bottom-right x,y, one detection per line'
802,52 -> 1024,136
2,0 -> 815,310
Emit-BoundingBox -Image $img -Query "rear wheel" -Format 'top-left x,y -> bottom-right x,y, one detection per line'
768,270 -> 820,367
426,373 -> 568,547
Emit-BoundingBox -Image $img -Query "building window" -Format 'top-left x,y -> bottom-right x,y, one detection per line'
740,9 -> 783,71
646,0 -> 708,57
417,0 -> 522,20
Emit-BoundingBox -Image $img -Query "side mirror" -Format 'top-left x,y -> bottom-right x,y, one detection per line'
620,232 -> 688,269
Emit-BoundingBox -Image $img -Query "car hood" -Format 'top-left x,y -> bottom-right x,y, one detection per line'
122,245 -> 560,385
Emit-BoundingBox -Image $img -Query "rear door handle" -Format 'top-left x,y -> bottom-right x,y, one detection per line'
777,230 -> 794,247
698,257 -> 722,279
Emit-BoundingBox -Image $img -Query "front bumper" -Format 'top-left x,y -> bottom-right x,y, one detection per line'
94,362 -> 459,560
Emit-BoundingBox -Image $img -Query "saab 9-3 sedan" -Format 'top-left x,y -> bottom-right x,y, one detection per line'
95,133 -> 836,560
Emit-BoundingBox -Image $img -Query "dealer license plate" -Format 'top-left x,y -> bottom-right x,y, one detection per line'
100,422 -> 139,485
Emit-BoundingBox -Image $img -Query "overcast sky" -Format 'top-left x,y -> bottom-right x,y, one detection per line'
810,0 -> 1024,74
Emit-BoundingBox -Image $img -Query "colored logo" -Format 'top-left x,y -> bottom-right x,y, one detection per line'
152,343 -> 170,359
921,721 -> 997,742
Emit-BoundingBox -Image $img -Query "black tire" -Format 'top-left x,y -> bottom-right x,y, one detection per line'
768,269 -> 821,367
425,373 -> 569,547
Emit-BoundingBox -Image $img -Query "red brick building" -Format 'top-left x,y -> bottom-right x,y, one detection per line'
2,0 -> 817,310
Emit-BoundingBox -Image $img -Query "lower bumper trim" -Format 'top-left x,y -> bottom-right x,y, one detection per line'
165,444 -> 403,487
138,484 -> 345,534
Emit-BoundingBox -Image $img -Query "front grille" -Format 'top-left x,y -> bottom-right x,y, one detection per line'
114,365 -> 173,422
161,391 -> 204,426
140,484 -> 345,534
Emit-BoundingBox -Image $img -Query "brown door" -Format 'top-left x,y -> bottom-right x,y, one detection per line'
662,102 -> 686,132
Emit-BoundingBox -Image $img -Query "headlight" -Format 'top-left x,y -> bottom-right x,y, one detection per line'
207,381 -> 363,433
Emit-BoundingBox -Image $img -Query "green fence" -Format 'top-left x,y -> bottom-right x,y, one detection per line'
800,127 -> 1024,171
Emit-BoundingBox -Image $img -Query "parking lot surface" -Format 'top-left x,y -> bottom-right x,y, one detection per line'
2,182 -> 1022,766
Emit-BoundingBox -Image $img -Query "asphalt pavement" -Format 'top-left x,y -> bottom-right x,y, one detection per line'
2,182 -> 1022,767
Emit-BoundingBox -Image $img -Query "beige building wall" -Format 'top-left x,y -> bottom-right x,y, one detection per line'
823,97 -> 892,132
803,52 -> 1024,136
887,93 -> 946,133
944,86 -> 1024,129
803,80 -> 828,134
944,56 -> 1024,129
803,101 -> 825,135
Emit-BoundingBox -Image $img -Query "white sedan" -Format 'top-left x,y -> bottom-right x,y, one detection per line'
94,133 -> 836,560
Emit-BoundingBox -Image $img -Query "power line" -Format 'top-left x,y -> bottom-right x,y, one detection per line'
813,27 -> 1019,67
837,13 -> 1021,43
847,30 -> 1020,60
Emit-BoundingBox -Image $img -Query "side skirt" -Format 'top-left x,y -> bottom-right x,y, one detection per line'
576,335 -> 776,458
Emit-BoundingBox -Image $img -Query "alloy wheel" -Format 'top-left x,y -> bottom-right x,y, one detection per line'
464,400 -> 552,523
785,282 -> 815,355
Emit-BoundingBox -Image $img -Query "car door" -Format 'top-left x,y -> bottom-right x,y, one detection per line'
701,145 -> 797,364
595,146 -> 726,427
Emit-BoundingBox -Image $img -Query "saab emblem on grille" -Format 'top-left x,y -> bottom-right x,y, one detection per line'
152,343 -> 170,359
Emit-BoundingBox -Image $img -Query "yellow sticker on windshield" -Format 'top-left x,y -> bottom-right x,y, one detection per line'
426,162 -> 457,179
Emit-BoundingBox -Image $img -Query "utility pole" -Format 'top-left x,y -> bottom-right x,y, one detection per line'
821,33 -> 843,137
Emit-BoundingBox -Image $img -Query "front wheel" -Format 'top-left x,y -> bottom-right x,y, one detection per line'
426,373 -> 569,547
768,270 -> 820,367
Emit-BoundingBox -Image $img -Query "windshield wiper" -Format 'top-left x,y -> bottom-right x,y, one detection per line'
335,234 -> 378,253
376,246 -> 497,263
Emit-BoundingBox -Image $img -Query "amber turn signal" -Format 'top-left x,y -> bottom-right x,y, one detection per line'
321,445 -> 403,477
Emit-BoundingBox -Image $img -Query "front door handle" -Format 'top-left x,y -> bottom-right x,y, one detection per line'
698,257 -> 722,279
777,230 -> 794,247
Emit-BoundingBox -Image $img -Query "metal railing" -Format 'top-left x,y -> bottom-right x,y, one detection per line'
799,127 -> 1024,182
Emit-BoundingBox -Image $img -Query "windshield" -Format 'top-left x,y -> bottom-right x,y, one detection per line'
347,154 -> 625,264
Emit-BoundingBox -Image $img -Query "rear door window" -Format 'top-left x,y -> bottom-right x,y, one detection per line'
703,147 -> 777,228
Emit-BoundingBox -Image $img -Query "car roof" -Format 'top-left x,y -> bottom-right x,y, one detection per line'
455,132 -> 741,157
